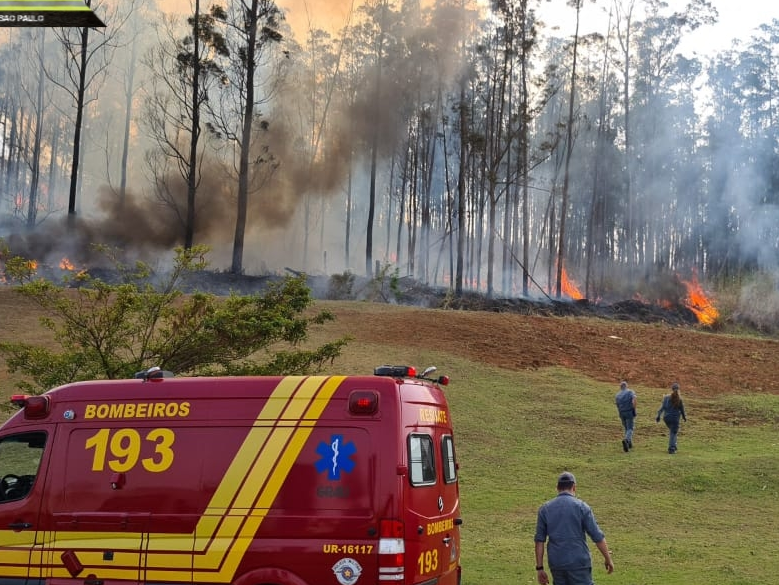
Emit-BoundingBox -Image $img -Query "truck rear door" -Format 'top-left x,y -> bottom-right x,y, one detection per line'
404,402 -> 461,585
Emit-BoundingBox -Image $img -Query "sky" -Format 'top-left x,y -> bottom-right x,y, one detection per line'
533,0 -> 779,59
165,0 -> 779,58
627,0 -> 777,57
681,0 -> 779,54
275,0 -> 779,59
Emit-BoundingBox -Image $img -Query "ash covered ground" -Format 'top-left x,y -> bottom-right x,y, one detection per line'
166,270 -> 701,327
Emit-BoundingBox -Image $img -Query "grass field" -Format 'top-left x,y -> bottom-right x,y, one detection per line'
310,324 -> 779,585
1,291 -> 778,585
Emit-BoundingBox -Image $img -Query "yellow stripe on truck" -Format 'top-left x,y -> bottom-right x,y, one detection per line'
194,375 -> 346,581
3,375 -> 346,583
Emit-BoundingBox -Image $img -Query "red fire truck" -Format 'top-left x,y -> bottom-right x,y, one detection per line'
0,366 -> 461,585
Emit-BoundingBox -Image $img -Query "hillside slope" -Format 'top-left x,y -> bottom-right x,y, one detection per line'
311,301 -> 779,398
1,288 -> 778,398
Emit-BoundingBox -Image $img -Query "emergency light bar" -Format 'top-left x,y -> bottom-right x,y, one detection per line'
134,366 -> 174,381
374,365 -> 416,378
10,395 -> 50,419
373,365 -> 450,386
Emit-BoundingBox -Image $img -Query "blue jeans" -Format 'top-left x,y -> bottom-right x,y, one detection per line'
619,413 -> 635,442
550,567 -> 594,585
664,417 -> 680,452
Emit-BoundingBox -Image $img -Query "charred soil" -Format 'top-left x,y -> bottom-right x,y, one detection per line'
320,302 -> 779,398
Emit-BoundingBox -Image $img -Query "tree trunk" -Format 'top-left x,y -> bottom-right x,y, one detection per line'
185,0 -> 202,250
455,81 -> 467,296
555,0 -> 581,299
365,0 -> 388,278
119,35 -> 139,207
27,30 -> 46,228
67,25 -> 90,228
47,115 -> 61,210
519,0 -> 531,297
231,0 -> 261,274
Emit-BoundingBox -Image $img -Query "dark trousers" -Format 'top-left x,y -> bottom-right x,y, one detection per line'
550,567 -> 595,585
664,417 -> 680,451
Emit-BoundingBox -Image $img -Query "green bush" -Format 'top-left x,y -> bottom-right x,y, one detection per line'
0,243 -> 350,393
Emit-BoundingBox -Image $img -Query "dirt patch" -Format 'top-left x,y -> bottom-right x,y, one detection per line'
317,303 -> 779,399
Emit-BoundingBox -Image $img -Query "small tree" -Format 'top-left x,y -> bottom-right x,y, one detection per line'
0,242 -> 349,393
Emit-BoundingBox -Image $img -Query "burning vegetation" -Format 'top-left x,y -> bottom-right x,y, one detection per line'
0,238 -> 722,330
682,272 -> 720,326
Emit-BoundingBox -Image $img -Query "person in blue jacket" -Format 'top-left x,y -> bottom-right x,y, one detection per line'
534,471 -> 614,585
614,381 -> 637,452
656,382 -> 687,454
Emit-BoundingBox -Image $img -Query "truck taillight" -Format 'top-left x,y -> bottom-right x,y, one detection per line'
378,519 -> 404,581
349,390 -> 378,415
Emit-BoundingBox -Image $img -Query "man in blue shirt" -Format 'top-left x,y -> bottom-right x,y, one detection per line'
615,381 -> 637,452
534,472 -> 614,585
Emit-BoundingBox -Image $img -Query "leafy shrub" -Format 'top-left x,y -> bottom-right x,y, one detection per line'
0,243 -> 350,393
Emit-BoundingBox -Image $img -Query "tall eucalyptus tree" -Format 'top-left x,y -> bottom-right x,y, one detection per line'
47,0 -> 132,227
364,0 -> 392,277
209,0 -> 285,274
627,0 -> 715,272
554,0 -> 584,299
25,30 -> 47,228
705,22 -> 779,278
142,2 -> 228,248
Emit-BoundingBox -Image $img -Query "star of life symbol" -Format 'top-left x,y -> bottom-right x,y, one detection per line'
315,434 -> 356,480
332,557 -> 362,585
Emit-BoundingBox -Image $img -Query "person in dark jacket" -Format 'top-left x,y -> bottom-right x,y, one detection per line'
534,471 -> 614,585
614,381 -> 637,452
656,382 -> 687,454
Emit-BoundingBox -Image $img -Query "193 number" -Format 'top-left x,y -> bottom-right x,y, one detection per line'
85,428 -> 175,472
417,549 -> 439,575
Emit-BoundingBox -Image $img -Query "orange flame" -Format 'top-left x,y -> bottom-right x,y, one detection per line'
561,266 -> 584,300
59,258 -> 75,270
682,272 -> 719,325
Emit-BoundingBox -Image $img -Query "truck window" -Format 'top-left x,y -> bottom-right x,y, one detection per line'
0,431 -> 46,503
408,433 -> 436,486
442,435 -> 457,483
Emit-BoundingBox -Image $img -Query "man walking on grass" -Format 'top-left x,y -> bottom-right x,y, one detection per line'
534,471 -> 614,585
615,380 -> 637,452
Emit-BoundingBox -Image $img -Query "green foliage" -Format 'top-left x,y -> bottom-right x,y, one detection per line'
366,263 -> 401,302
1,240 -> 37,283
327,271 -> 355,299
439,289 -> 456,309
0,243 -> 349,393
325,266 -> 402,303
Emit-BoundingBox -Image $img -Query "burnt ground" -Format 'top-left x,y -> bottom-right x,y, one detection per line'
2,271 -> 778,401
165,271 -> 778,399
322,302 -> 779,398
318,299 -> 778,400
176,271 -> 701,326
312,274 -> 779,400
